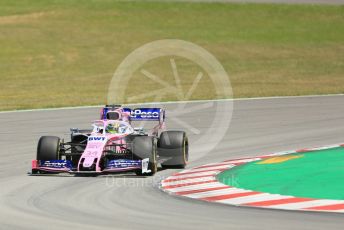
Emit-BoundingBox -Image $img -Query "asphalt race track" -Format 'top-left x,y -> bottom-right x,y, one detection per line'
1,95 -> 344,230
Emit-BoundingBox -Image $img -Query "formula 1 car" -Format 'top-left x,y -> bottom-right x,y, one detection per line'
31,105 -> 189,176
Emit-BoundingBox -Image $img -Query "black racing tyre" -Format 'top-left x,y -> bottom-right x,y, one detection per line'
159,131 -> 188,169
132,136 -> 157,176
37,136 -> 60,161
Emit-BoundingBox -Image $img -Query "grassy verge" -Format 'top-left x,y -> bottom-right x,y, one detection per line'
218,147 -> 344,200
0,0 -> 343,110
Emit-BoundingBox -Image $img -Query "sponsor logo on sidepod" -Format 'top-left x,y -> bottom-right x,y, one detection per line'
88,137 -> 106,141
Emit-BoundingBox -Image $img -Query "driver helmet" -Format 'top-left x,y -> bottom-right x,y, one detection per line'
106,123 -> 119,134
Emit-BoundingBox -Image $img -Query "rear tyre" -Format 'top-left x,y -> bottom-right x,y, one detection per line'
159,131 -> 188,169
132,136 -> 157,176
37,136 -> 60,161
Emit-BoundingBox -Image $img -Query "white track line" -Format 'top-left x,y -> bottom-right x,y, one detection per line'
161,176 -> 216,186
185,188 -> 247,199
180,164 -> 235,173
163,182 -> 226,193
269,200 -> 344,210
167,171 -> 219,180
218,194 -> 293,205
1,94 -> 344,114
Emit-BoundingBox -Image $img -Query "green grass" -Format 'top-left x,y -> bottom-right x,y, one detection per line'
0,0 -> 343,110
218,147 -> 344,200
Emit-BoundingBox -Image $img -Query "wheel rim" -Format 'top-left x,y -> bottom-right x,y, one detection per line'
57,139 -> 61,160
183,137 -> 189,164
151,139 -> 158,173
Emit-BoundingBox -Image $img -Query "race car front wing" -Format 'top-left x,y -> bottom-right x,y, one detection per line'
31,158 -> 151,174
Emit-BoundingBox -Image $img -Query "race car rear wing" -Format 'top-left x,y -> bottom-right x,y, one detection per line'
100,105 -> 165,124
123,108 -> 165,122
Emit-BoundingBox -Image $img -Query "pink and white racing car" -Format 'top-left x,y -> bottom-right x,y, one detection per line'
31,105 -> 189,176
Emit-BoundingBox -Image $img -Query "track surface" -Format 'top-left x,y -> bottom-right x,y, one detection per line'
1,96 -> 344,229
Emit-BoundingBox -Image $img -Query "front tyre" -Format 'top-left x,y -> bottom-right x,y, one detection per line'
37,136 -> 60,161
132,136 -> 158,176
